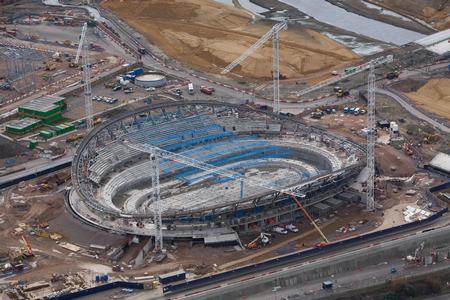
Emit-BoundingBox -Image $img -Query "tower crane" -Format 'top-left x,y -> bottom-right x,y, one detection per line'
80,22 -> 93,130
122,138 -> 330,244
366,62 -> 376,211
71,23 -> 87,68
295,55 -> 393,98
149,150 -> 165,260
221,20 -> 288,114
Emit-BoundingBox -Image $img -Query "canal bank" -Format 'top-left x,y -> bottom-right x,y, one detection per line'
327,0 -> 436,35
277,0 -> 425,45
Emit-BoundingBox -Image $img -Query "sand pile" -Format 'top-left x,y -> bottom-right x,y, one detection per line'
407,78 -> 450,119
101,0 -> 359,79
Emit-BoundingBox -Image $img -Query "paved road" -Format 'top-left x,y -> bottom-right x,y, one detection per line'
248,259 -> 450,300
376,87 -> 450,133
168,223 -> 450,300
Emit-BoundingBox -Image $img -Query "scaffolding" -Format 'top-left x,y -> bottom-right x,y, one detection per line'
0,44 -> 41,93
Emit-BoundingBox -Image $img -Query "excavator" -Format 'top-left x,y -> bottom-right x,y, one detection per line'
246,232 -> 271,249
9,235 -> 33,264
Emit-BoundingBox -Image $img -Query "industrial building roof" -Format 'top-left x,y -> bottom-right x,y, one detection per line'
325,198 -> 343,207
429,152 -> 450,174
313,202 -> 331,211
20,95 -> 64,113
6,117 -> 40,130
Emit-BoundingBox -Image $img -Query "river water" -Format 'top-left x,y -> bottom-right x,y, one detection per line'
278,0 -> 424,45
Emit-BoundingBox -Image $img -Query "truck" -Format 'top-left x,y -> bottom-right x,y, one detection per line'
354,107 -> 360,115
188,83 -> 194,95
322,281 -> 333,290
386,71 -> 399,80
310,112 -> 323,119
336,88 -> 350,97
200,85 -> 214,95
344,67 -> 357,75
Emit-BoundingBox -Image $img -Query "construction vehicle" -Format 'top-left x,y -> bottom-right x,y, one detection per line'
386,71 -> 399,80
344,67 -> 357,75
9,235 -> 34,263
403,142 -> 414,156
406,241 -> 424,265
93,117 -> 103,126
44,62 -> 56,71
423,133 -> 439,144
66,133 -> 85,143
246,232 -> 271,249
336,88 -> 349,97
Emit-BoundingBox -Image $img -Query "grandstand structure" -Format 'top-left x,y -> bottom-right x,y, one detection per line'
69,101 -> 365,243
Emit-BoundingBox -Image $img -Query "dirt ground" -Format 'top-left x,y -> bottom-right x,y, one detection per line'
407,78 -> 450,120
101,0 -> 359,80
367,0 -> 450,30
375,144 -> 417,177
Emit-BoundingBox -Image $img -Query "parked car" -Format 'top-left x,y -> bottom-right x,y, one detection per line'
272,226 -> 288,235
145,87 -> 156,92
285,224 -> 299,233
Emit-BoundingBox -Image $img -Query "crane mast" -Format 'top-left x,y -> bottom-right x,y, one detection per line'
75,23 -> 87,66
272,30 -> 281,114
221,20 -> 287,114
149,151 -> 164,255
81,22 -> 93,130
366,62 -> 376,211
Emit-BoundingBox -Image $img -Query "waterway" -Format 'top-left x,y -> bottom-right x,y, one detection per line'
278,0 -> 424,45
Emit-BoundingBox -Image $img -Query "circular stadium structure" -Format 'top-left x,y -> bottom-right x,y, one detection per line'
69,101 -> 365,242
134,73 -> 167,88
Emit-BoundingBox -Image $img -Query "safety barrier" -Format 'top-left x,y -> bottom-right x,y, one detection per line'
429,181 -> 450,193
163,207 -> 448,294
50,281 -> 144,300
0,160 -> 72,190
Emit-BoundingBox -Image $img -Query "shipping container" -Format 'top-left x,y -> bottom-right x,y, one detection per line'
132,68 -> 144,76
28,140 -> 38,149
39,130 -> 53,139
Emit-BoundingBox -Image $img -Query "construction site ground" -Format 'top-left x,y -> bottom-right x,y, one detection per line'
101,0 -> 360,81
1,164 -> 435,280
377,87 -> 450,159
406,77 -> 450,120
8,23 -> 127,58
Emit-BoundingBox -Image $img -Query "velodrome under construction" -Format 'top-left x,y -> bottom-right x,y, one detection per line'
69,101 -> 366,244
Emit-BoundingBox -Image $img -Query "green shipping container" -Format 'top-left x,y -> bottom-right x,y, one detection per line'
39,130 -> 53,139
28,140 -> 38,149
